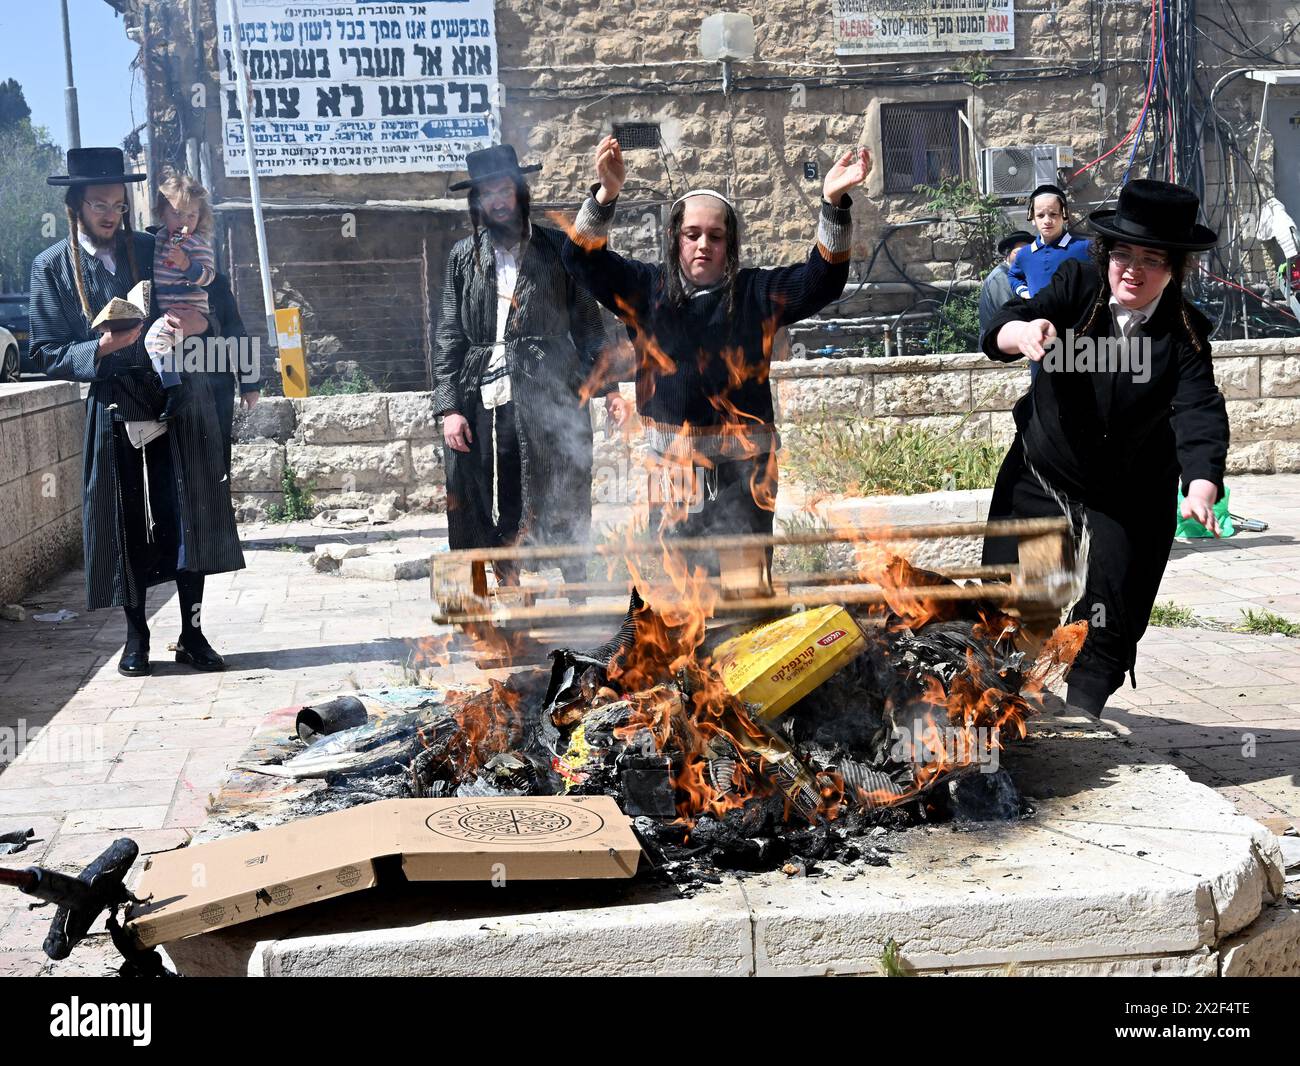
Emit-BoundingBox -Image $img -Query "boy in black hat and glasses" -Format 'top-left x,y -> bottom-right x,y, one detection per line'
29,148 -> 244,677
433,145 -> 610,589
982,179 -> 1229,718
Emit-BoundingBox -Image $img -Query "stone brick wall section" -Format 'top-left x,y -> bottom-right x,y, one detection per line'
231,338 -> 1300,517
231,392 -> 446,520
0,382 -> 84,605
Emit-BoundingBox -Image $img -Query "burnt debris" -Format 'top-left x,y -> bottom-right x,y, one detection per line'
246,569 -> 1081,886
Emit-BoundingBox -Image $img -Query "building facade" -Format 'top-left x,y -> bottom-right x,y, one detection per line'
111,0 -> 1300,388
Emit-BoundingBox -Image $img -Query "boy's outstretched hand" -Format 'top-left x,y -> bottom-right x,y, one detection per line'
823,148 -> 872,205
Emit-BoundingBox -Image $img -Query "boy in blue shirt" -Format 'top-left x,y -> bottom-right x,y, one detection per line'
1007,184 -> 1090,379
1007,183 -> 1091,298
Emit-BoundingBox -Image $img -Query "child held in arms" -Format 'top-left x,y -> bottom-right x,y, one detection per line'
144,169 -> 217,419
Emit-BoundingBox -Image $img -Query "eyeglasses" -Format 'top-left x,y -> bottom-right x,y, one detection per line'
1111,249 -> 1170,274
85,201 -> 129,216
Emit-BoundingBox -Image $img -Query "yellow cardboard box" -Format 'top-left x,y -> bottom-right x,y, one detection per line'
710,605 -> 865,721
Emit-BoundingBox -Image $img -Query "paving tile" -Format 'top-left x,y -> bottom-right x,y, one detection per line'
107,748 -> 192,783
0,780 -> 177,816
1233,776 -> 1300,819
1214,785 -> 1293,824
43,828 -> 191,869
63,804 -> 171,835
0,951 -> 48,977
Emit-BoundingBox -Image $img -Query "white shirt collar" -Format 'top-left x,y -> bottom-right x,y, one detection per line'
77,230 -> 116,275
1108,291 -> 1163,331
1032,231 -> 1072,252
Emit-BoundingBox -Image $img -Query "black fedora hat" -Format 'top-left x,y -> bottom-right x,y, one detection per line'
1088,178 -> 1218,252
997,230 -> 1035,254
48,147 -> 146,187
448,144 -> 541,192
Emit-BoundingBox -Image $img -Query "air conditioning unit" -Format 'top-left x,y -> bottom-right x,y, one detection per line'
981,145 -> 1074,199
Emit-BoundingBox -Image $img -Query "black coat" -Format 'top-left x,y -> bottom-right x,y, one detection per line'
982,258 -> 1228,504
28,233 -> 245,610
981,257 -> 1230,706
432,223 -> 608,550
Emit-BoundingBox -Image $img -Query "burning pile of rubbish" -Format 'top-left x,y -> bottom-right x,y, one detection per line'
243,557 -> 1086,886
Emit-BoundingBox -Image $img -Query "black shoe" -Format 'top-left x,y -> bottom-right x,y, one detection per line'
159,385 -> 192,422
118,649 -> 151,677
175,635 -> 226,672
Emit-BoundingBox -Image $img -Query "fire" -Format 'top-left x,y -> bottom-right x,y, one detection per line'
419,208 -> 1090,835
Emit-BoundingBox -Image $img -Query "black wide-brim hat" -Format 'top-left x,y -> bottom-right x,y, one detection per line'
1088,178 -> 1218,252
448,144 -> 541,192
997,230 -> 1035,254
48,147 -> 147,187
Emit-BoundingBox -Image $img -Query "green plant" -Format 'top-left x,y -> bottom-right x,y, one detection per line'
265,465 -> 316,523
879,938 -> 913,977
314,366 -> 380,396
958,53 -> 991,85
1149,600 -> 1200,628
915,177 -> 1004,273
1236,608 -> 1300,637
783,418 -> 1004,497
926,291 -> 983,355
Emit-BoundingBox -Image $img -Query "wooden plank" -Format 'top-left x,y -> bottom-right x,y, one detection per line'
433,580 -> 1070,626
427,517 -> 1071,565
446,564 -> 1020,604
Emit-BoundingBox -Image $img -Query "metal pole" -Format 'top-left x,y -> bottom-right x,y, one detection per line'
223,0 -> 278,349
139,4 -> 155,194
1251,79 -> 1271,172
58,0 -> 81,149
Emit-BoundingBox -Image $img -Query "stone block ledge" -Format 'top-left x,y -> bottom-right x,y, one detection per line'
162,717 -> 1294,977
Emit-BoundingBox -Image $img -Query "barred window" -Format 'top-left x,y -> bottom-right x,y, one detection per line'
880,102 -> 968,194
613,122 -> 662,150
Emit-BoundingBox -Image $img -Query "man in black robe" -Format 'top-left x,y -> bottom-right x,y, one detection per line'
433,145 -> 609,586
29,148 -> 244,677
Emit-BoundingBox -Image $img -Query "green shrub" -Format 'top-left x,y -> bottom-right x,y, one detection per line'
265,465 -> 316,523
1237,608 -> 1300,637
783,419 -> 1004,497
314,366 -> 380,396
1148,600 -> 1200,628
775,513 -> 833,574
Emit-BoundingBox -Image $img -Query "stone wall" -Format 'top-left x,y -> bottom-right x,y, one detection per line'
231,391 -> 445,519
0,383 -> 84,605
232,337 -> 1300,517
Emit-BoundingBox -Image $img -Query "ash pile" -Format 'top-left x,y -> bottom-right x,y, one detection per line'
245,560 -> 1085,887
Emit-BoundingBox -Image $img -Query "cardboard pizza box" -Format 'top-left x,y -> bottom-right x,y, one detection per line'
127,796 -> 640,947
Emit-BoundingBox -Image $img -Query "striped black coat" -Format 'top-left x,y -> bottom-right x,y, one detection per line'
28,233 -> 245,610
432,223 -> 608,550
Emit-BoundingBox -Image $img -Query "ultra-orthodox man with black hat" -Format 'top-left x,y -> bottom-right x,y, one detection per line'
981,178 -> 1229,716
29,148 -> 244,677
433,144 -> 610,587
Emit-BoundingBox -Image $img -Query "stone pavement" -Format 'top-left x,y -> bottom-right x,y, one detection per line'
2,476 -> 1298,976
